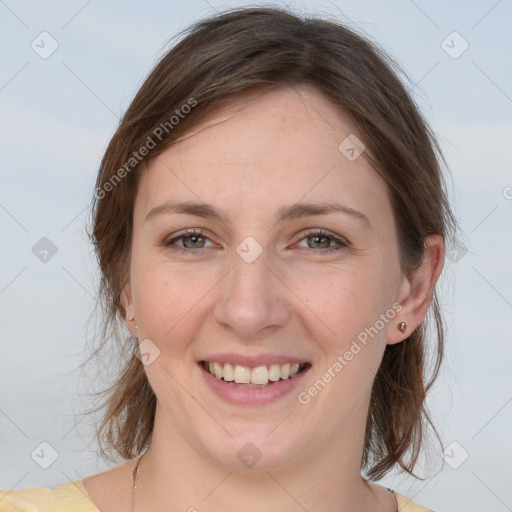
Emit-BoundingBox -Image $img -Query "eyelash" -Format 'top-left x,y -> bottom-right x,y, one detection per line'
163,228 -> 349,256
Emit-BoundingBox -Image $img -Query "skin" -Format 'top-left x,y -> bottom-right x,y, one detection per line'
82,84 -> 444,512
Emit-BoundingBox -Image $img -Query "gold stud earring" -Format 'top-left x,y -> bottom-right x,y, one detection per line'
398,321 -> 407,333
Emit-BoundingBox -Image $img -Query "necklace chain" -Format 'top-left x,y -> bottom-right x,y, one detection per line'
131,453 -> 144,512
131,451 -> 397,512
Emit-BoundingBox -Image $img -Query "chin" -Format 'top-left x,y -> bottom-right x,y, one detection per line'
194,426 -> 309,472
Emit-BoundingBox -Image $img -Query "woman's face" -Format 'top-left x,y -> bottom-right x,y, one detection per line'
124,85 -> 410,470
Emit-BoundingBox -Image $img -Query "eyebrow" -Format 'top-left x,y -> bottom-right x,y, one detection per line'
145,200 -> 371,227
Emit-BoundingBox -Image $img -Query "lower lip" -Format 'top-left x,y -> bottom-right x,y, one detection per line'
199,363 -> 310,405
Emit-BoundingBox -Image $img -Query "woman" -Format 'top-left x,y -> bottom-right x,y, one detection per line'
0,6 -> 455,511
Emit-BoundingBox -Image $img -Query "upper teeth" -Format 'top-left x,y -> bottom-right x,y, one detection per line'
205,361 -> 302,385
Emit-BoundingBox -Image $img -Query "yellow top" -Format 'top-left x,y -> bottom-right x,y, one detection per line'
0,480 -> 435,511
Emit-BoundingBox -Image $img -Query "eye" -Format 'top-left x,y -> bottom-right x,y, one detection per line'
163,228 -> 349,256
295,229 -> 349,255
164,229 -> 215,254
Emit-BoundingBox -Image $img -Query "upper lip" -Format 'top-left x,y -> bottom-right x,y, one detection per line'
199,353 -> 310,367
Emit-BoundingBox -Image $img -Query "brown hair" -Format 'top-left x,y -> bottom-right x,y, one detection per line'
84,6 -> 456,480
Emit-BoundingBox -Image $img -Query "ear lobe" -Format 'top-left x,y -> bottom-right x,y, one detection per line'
121,282 -> 135,325
387,234 -> 445,345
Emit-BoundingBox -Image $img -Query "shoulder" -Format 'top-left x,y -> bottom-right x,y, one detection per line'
0,480 -> 99,512
395,491 -> 436,512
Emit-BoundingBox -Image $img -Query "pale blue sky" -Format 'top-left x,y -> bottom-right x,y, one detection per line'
1,1 -> 511,511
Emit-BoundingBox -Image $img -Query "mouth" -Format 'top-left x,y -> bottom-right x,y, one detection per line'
199,360 -> 312,388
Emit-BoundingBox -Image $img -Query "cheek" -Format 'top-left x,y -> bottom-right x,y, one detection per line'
130,256 -> 210,352
297,261 -> 400,391
297,260 -> 398,343
130,262 -> 210,404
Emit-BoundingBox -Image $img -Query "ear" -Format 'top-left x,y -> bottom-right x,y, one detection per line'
387,234 -> 445,345
121,281 -> 137,337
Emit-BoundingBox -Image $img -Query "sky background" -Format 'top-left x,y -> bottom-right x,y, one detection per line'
0,1 -> 511,511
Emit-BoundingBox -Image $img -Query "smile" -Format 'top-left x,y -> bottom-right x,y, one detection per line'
200,361 -> 311,387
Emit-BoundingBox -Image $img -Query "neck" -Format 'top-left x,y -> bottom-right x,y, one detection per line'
132,405 -> 387,512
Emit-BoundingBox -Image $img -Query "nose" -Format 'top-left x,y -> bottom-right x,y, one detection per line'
213,241 -> 292,340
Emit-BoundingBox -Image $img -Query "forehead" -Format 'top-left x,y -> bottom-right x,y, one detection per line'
136,85 -> 391,226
